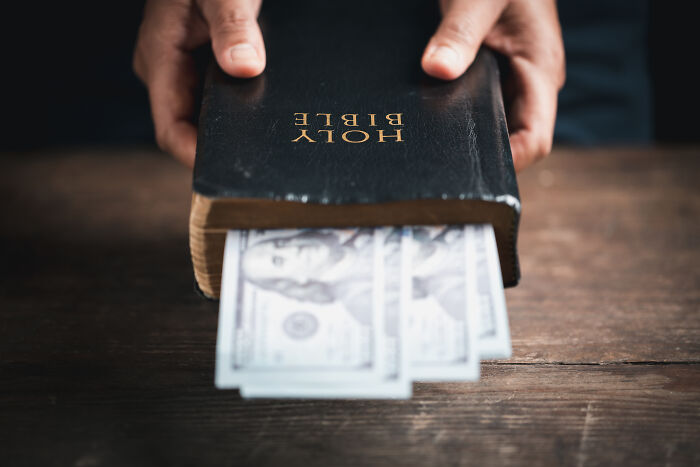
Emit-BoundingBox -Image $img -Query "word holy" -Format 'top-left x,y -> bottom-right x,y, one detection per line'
291,113 -> 404,143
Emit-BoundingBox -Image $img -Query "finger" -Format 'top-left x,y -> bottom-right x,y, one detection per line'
199,0 -> 265,78
147,52 -> 199,168
505,57 -> 559,172
422,0 -> 506,80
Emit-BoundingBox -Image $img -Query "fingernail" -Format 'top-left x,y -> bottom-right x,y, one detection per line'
429,45 -> 459,66
229,43 -> 258,63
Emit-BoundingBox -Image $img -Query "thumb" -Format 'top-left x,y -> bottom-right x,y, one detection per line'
200,0 -> 265,78
422,0 -> 505,80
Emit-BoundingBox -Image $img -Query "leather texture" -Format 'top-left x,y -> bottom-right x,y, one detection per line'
193,0 -> 521,285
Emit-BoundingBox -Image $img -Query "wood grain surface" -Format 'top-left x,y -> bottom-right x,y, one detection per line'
1,147 -> 699,466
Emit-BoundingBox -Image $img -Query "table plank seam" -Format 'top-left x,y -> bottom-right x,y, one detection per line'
487,361 -> 700,366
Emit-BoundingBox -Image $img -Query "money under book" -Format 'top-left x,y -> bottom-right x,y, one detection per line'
215,224 -> 510,399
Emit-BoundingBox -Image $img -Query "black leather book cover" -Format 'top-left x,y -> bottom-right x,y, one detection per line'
192,0 -> 521,288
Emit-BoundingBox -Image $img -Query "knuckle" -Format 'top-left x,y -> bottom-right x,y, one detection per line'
132,48 -> 145,80
536,136 -> 553,159
552,43 -> 566,88
132,22 -> 157,81
213,9 -> 256,34
535,43 -> 565,90
558,64 -> 567,89
541,34 -> 566,88
154,126 -> 172,153
439,17 -> 478,49
132,26 -> 146,76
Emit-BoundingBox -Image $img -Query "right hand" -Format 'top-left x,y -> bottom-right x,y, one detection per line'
421,0 -> 565,172
133,0 -> 266,168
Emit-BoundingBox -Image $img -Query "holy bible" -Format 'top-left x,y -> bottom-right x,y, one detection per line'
190,0 -> 521,299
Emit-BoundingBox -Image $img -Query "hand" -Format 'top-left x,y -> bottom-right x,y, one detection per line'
133,0 -> 265,167
421,0 -> 565,172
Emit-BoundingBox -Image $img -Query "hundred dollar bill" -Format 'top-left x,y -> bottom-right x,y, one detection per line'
215,228 -> 385,388
241,227 -> 412,399
470,224 -> 512,359
408,225 -> 480,381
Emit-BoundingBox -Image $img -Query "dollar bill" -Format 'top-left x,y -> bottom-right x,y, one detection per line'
241,227 -> 412,399
217,224 -> 511,398
215,228 -> 385,388
408,225 -> 480,381
470,224 -> 512,359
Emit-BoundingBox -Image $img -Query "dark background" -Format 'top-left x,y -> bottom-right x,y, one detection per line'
1,0 -> 697,152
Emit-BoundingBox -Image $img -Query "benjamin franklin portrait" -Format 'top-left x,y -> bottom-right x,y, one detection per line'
241,229 -> 375,325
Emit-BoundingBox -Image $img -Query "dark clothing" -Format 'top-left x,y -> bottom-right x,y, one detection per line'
555,0 -> 652,145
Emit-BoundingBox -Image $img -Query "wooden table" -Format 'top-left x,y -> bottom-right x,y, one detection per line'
1,147 -> 699,466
